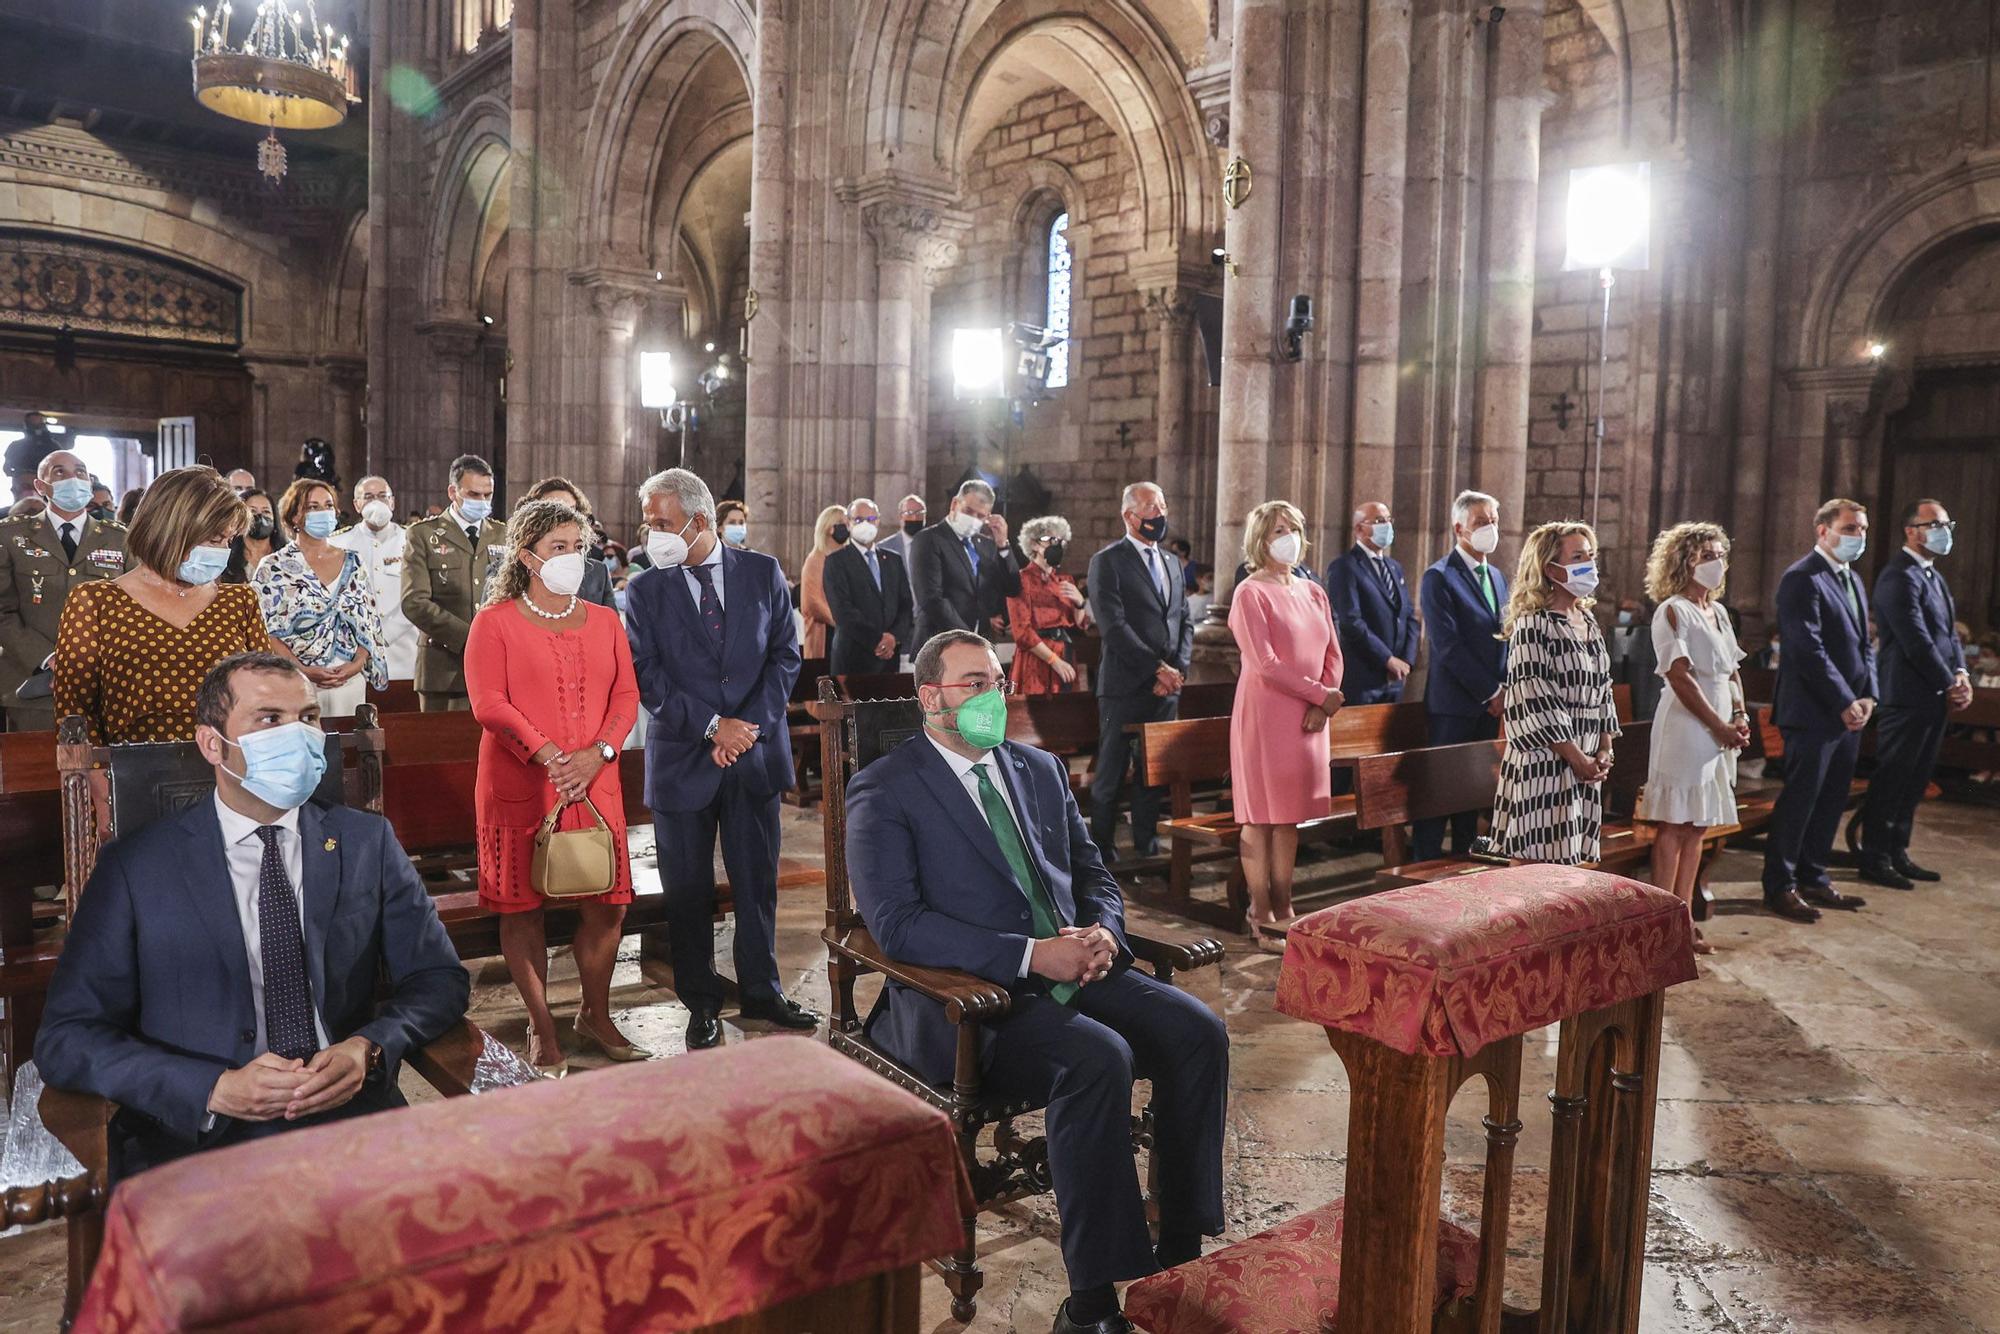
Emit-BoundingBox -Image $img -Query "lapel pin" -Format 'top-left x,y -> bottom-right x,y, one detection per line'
324,837 -> 337,852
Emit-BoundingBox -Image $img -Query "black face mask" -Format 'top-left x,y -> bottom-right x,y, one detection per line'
87,505 -> 114,524
1138,514 -> 1169,543
248,514 -> 275,540
903,518 -> 925,537
1044,541 -> 1067,569
830,523 -> 850,546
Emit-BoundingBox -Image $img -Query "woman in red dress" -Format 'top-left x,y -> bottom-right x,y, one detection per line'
1008,515 -> 1089,694
466,499 -> 643,1076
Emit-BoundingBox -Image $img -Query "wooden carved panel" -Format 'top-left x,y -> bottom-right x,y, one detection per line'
0,230 -> 243,348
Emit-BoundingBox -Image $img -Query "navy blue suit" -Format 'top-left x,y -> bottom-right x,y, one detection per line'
1860,549 -> 1966,862
1325,543 -> 1419,704
1087,538 -> 1195,855
1763,550 -> 1879,898
35,800 -> 468,1182
626,546 -> 802,1005
847,732 -> 1227,1289
1414,551 -> 1509,859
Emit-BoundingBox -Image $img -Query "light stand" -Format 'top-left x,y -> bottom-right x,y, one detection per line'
1562,162 -> 1651,531
1592,266 -> 1613,529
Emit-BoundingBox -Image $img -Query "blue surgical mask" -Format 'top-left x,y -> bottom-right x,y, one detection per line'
1922,526 -> 1954,557
225,721 -> 328,812
1831,533 -> 1866,563
723,523 -> 748,546
303,511 -> 338,540
458,498 -> 492,525
178,544 -> 230,585
49,477 -> 94,514
1370,521 -> 1394,549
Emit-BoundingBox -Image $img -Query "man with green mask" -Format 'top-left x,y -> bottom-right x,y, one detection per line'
845,630 -> 1229,1334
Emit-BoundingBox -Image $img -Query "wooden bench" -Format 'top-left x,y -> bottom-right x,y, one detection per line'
0,730 -> 65,1084
785,657 -> 828,808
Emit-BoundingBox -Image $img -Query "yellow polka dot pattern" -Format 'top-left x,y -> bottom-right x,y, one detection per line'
55,581 -> 270,744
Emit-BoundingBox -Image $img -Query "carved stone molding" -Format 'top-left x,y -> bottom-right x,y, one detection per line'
1825,395 -> 1873,436
415,318 -> 486,359
861,201 -> 966,277
1145,287 -> 1198,330
589,287 -> 647,334
0,122 -> 351,218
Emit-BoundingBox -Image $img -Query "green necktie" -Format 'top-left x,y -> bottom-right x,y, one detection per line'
1478,563 -> 1498,614
1841,566 -> 1860,622
973,763 -> 1076,1005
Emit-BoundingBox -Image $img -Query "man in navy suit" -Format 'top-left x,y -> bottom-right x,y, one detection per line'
1762,498 -> 1878,922
626,468 -> 815,1049
910,479 -> 1021,646
847,631 -> 1227,1334
1086,481 -> 1194,860
823,495 -> 914,676
35,654 -> 468,1183
1325,500 -> 1419,704
1858,498 -> 1973,889
1414,490 -> 1509,861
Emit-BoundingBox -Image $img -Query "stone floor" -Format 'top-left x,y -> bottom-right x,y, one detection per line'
3,799 -> 1997,1332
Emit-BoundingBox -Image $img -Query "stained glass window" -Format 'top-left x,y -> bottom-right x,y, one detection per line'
1045,212 -> 1072,389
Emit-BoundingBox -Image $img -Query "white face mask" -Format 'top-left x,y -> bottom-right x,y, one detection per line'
1269,531 -> 1303,567
1551,560 -> 1599,599
947,509 -> 984,541
849,520 -> 879,546
361,500 -> 394,531
535,551 -> 586,597
1467,522 -> 1501,555
647,518 -> 694,570
1692,557 -> 1727,590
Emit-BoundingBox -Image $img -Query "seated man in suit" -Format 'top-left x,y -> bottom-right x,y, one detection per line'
846,630 -> 1228,1334
823,495 -> 914,677
626,467 -> 816,1049
1762,498 -> 1877,922
35,652 -> 469,1183
910,479 -> 1021,646
1857,497 -> 1973,889
1324,499 -> 1418,705
1414,489 -> 1509,861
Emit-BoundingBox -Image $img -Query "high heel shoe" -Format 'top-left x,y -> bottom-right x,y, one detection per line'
525,1033 -> 568,1079
572,1013 -> 653,1062
1247,919 -> 1288,954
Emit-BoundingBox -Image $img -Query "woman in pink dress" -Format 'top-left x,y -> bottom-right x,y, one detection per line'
1228,501 -> 1344,948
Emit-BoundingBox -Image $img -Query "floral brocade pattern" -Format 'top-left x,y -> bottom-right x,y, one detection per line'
1274,865 -> 1698,1058
74,1040 -> 973,1333
1124,1197 -> 1480,1333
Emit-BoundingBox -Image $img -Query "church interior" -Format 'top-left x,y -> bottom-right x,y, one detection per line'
2,0 -> 1999,1330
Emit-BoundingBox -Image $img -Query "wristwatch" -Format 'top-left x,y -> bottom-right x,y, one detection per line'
362,1038 -> 384,1084
704,716 -> 722,741
596,741 -> 616,763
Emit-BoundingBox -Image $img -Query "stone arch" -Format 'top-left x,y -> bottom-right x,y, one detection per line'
1800,157 -> 2000,369
578,0 -> 756,270
423,96 -> 511,320
323,209 -> 368,355
1567,0 -> 1735,149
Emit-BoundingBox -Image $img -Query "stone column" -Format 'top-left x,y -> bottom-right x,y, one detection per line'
591,286 -> 644,504
1148,288 -> 1197,516
744,0 -> 790,556
1824,393 -> 1874,502
323,357 -> 367,490
1469,0 -> 1548,540
861,197 -> 966,507
417,319 -> 485,472
1349,0 -> 1415,506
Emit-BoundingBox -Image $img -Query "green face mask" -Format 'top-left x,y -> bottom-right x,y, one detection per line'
937,685 -> 1008,750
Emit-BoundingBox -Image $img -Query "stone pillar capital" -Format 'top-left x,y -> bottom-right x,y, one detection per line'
861,199 -> 968,277
1145,287 -> 1199,329
414,319 -> 485,359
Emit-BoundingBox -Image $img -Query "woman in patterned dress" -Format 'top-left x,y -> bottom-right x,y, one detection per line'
1008,515 -> 1088,695
1486,521 -> 1621,865
254,478 -> 388,718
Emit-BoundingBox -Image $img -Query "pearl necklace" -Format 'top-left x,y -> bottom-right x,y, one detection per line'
522,593 -> 577,621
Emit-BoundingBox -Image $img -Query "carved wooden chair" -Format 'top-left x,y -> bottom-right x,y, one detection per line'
15,706 -> 512,1326
809,679 -> 1224,1322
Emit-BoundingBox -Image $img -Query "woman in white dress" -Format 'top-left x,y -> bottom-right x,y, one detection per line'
1639,522 -> 1750,954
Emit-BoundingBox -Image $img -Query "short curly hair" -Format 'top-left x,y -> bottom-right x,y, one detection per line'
1644,521 -> 1730,604
1017,514 -> 1072,558
485,499 -> 586,606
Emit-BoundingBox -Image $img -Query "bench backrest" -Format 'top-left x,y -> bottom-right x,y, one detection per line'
832,670 -> 917,701
1005,692 -> 1100,754
1176,680 -> 1236,720
812,677 -> 925,933
1606,721 -> 1650,819
1353,739 -> 1506,830
1135,701 -> 1431,791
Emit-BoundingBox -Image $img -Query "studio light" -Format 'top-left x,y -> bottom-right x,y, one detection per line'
1867,341 -> 1888,362
1563,161 -> 1652,531
638,352 -> 676,411
952,327 -> 1007,401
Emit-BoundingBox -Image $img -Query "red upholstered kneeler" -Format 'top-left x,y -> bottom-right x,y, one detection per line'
1128,866 -> 1696,1334
74,1038 -> 974,1333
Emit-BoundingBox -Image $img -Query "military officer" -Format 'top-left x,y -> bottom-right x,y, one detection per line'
0,450 -> 128,730
333,473 -> 420,680
400,454 -> 505,712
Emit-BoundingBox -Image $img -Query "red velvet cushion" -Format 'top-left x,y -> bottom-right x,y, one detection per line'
1124,1197 -> 1479,1333
75,1038 -> 972,1333
1277,865 -> 1697,1056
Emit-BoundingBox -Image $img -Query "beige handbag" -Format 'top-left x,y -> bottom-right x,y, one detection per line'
532,796 -> 618,898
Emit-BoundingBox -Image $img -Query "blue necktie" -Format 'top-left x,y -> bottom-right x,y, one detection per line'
254,826 -> 317,1061
964,536 -> 981,578
689,564 -> 725,651
1145,545 -> 1166,602
867,549 -> 881,590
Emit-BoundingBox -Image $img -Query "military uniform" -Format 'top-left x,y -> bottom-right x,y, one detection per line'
399,511 -> 508,711
0,509 -> 128,730
332,519 -> 420,679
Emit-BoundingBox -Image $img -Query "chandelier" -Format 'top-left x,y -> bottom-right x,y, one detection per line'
190,1 -> 359,183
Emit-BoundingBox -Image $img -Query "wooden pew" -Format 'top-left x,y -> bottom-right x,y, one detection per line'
785,656 -> 828,808
370,678 -> 421,713
0,729 -> 63,1085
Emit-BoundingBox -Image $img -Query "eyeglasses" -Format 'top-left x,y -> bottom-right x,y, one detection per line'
935,678 -> 1015,698
1912,519 -> 1958,533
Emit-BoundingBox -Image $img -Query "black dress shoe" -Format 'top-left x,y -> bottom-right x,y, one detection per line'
1848,860 -> 1912,892
1800,883 -> 1867,910
739,993 -> 820,1031
685,1007 -> 723,1050
1894,856 -> 1942,883
1051,1304 -> 1134,1334
1765,889 -> 1822,923
1132,839 -> 1160,860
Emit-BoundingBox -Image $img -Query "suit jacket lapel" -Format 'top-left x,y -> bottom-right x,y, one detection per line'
1453,554 -> 1494,627
1123,541 -> 1166,612
720,546 -> 750,663
944,528 -> 976,585
298,804 -> 340,1013
1820,560 -> 1861,634
183,805 -> 254,1017
914,738 -> 1019,887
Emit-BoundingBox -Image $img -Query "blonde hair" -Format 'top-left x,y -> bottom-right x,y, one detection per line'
486,499 -> 585,606
126,466 -> 247,578
1502,520 -> 1599,637
811,504 -> 848,554
1645,521 -> 1729,604
1243,500 -> 1309,572
276,477 -> 339,536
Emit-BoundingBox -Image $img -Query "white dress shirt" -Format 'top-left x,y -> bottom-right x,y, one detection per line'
1454,545 -> 1491,578
1124,533 -> 1169,601
925,731 -> 1038,979
679,539 -> 727,612
332,519 -> 419,679
212,792 -> 330,1055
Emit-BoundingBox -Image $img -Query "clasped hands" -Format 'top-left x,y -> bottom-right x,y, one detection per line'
538,743 -> 609,801
1948,675 -> 1975,712
1840,697 -> 1876,732
1152,663 -> 1185,697
207,1037 -> 370,1124
711,717 -> 760,768
1566,745 -> 1615,785
302,660 -> 364,689
1031,925 -> 1119,986
1303,685 -> 1345,734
